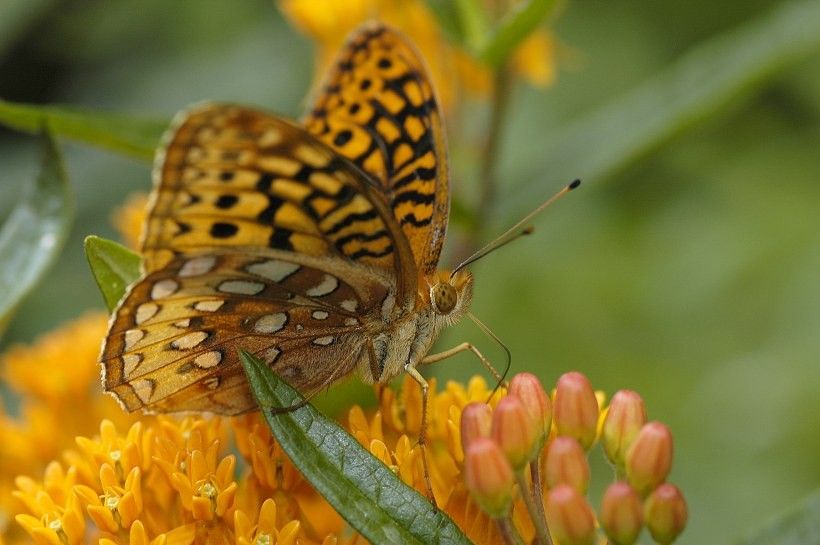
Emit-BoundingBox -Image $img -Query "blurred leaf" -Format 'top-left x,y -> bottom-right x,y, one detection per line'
479,0 -> 556,67
0,128 -> 73,337
83,236 -> 141,311
0,100 -> 166,161
739,490 -> 820,545
502,0 -> 820,218
424,0 -> 467,44
0,0 -> 55,57
239,351 -> 475,545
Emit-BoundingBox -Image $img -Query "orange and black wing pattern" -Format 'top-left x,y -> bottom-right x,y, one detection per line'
304,23 -> 449,274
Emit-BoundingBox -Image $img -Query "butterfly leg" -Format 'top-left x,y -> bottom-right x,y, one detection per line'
421,342 -> 504,385
404,363 -> 438,508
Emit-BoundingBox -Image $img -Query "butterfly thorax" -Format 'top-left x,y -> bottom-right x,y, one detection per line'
357,269 -> 473,385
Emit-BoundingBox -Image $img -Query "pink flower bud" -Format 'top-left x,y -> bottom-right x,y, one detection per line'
543,437 -> 590,494
508,372 -> 552,440
491,395 -> 539,470
602,390 -> 646,467
601,482 -> 643,545
626,422 -> 673,496
545,484 -> 596,545
460,402 -> 493,452
463,438 -> 515,518
644,484 -> 688,544
553,372 -> 599,450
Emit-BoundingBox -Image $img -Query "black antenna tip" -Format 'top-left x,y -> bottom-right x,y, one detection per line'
569,178 -> 582,190
522,226 -> 535,235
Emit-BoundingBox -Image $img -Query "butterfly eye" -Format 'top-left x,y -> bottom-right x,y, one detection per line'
431,282 -> 457,315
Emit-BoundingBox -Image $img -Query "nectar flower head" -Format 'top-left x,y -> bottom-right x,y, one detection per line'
600,481 -> 643,545
644,483 -> 688,544
543,436 -> 590,494
626,421 -> 674,496
602,390 -> 647,468
553,372 -> 600,450
463,438 -> 515,519
545,484 -> 596,545
491,395 -> 539,470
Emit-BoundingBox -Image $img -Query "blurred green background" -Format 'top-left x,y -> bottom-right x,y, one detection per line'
1,0 -> 819,543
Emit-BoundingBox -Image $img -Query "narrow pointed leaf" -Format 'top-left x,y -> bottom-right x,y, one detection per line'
502,0 -> 820,219
0,128 -> 73,336
239,351 -> 475,545
84,236 -> 141,311
738,490 -> 820,545
0,100 -> 166,161
478,0 -> 556,67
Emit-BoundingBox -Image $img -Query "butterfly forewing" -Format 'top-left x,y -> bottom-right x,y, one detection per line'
304,23 -> 449,274
102,250 -> 388,414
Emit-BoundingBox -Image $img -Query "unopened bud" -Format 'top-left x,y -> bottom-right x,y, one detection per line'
553,372 -> 599,450
545,484 -> 596,545
460,402 -> 492,452
543,437 -> 590,494
602,390 -> 646,467
601,482 -> 643,545
644,484 -> 687,544
508,373 -> 552,441
626,422 -> 673,495
463,438 -> 515,518
491,395 -> 539,470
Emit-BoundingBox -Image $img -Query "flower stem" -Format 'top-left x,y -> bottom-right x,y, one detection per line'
478,66 -> 512,231
529,458 -> 552,543
496,516 -> 525,545
516,469 -> 553,545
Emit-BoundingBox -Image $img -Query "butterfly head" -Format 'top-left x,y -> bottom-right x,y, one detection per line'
427,269 -> 473,322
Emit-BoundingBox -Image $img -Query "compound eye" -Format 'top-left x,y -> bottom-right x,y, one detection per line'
431,283 -> 457,314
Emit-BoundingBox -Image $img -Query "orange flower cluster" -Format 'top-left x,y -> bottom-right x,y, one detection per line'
460,372 -> 688,545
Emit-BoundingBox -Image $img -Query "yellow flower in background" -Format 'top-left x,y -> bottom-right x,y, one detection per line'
278,0 -> 557,109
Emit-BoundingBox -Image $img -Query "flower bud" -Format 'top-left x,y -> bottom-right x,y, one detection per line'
491,395 -> 539,470
463,438 -> 515,518
545,484 -> 596,545
601,482 -> 643,545
625,422 -> 673,496
508,372 -> 552,440
644,484 -> 687,544
460,402 -> 493,452
602,390 -> 646,467
543,437 -> 590,494
553,372 -> 599,450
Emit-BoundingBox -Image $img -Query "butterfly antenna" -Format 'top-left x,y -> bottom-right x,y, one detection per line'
467,312 -> 511,399
451,178 -> 581,278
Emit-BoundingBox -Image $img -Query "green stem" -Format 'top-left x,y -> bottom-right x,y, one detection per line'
496,516 -> 525,545
515,470 -> 552,545
477,66 -> 512,235
529,458 -> 552,544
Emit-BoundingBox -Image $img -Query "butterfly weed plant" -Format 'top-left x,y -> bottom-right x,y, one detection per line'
0,2 -> 698,545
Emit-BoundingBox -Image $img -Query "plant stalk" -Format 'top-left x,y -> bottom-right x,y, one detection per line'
516,470 -> 553,545
496,516 -> 525,545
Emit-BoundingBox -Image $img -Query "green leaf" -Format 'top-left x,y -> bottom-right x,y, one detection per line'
738,490 -> 820,545
501,0 -> 820,219
83,236 -> 141,311
478,0 -> 556,67
0,128 -> 73,336
424,0 -> 467,45
0,100 -> 166,161
239,351 -> 476,545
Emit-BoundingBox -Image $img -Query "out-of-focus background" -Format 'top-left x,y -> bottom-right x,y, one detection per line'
1,1 -> 818,543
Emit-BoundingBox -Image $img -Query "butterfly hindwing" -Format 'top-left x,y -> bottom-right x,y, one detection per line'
304,23 -> 449,274
102,250 -> 390,414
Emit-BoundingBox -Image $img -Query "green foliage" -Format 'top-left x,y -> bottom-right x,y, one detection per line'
239,351 -> 475,545
501,0 -> 820,219
739,490 -> 820,545
478,0 -> 557,67
0,100 -> 165,161
0,128 -> 72,338
83,236 -> 141,311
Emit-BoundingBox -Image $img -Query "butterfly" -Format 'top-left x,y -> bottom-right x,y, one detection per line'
100,22 -> 489,417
